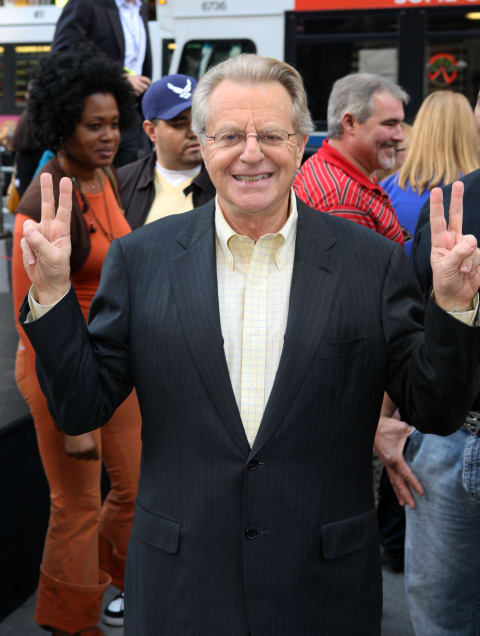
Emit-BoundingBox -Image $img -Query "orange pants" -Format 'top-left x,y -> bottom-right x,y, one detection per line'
15,341 -> 142,633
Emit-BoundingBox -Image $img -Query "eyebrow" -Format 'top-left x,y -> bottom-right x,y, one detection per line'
84,113 -> 119,121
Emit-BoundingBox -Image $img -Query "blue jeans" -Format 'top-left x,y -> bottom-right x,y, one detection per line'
404,427 -> 480,636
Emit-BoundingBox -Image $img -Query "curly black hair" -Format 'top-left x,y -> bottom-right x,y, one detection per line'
28,42 -> 136,150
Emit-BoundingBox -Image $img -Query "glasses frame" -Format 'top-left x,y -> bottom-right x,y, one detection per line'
203,129 -> 298,148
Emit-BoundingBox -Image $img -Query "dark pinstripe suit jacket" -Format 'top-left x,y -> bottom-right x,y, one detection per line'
21,198 -> 480,636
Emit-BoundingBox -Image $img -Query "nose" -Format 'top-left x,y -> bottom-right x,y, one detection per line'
240,134 -> 264,163
101,125 -> 116,140
392,123 -> 404,143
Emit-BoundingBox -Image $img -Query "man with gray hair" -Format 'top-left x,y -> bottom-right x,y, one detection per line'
17,55 -> 480,635
294,73 -> 407,245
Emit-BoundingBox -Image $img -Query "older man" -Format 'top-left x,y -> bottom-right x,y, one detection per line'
19,55 -> 480,636
294,73 -> 406,244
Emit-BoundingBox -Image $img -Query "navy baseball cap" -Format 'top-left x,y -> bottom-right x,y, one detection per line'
142,74 -> 198,121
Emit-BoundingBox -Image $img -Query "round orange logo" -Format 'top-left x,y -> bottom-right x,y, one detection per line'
428,53 -> 458,86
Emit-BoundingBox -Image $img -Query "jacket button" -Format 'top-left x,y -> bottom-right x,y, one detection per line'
245,527 -> 258,540
247,458 -> 259,471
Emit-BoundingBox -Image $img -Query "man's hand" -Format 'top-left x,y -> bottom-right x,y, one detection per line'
126,74 -> 151,96
21,173 -> 72,305
431,181 -> 480,311
63,432 -> 99,461
374,412 -> 423,508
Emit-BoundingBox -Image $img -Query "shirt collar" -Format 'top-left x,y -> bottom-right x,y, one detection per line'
115,0 -> 141,9
215,190 -> 298,271
321,139 -> 388,195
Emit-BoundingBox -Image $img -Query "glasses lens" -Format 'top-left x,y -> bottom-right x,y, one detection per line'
259,130 -> 289,145
218,132 -> 245,147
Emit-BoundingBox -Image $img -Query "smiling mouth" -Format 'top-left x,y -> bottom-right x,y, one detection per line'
233,174 -> 272,182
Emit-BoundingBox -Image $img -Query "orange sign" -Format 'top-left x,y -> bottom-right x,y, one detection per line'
295,0 -> 480,10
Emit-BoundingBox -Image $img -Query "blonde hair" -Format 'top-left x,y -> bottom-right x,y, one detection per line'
398,90 -> 479,194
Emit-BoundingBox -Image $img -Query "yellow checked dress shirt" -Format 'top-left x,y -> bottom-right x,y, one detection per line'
215,193 -> 297,446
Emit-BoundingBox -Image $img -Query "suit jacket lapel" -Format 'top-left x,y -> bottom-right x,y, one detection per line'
250,202 -> 341,459
169,203 -> 250,455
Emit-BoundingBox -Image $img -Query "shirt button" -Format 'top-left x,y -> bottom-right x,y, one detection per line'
245,527 -> 258,540
247,458 -> 259,471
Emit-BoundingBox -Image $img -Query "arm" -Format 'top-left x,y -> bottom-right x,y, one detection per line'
374,393 -> 423,508
383,241 -> 480,436
126,74 -> 151,97
20,174 -> 133,434
21,243 -> 134,435
51,0 -> 93,54
382,182 -> 480,435
13,214 -> 37,354
16,184 -> 100,456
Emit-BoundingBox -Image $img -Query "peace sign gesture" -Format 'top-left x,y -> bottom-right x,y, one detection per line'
430,181 -> 480,312
21,173 -> 72,305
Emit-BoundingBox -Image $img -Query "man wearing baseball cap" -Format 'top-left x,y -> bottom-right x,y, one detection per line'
118,73 -> 215,229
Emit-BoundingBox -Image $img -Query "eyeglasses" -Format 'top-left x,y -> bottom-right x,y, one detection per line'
204,129 -> 297,149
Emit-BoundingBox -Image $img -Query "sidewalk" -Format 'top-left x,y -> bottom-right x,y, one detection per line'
0,586 -> 122,636
0,571 -> 413,635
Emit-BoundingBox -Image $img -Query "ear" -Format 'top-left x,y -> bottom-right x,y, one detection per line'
341,112 -> 357,136
296,135 -> 309,171
143,120 -> 157,143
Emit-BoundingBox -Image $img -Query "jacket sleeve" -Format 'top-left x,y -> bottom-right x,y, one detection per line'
51,0 -> 94,53
384,244 -> 480,435
12,214 -> 39,358
20,238 -> 134,434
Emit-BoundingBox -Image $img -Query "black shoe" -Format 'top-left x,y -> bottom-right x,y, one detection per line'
102,591 -> 124,627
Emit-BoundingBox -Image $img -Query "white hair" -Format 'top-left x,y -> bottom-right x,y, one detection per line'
191,54 -> 314,139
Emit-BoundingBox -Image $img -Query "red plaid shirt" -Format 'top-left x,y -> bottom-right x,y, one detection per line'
294,140 -> 404,246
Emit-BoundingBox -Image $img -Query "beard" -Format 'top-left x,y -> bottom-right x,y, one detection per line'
377,145 -> 396,170
378,155 -> 395,170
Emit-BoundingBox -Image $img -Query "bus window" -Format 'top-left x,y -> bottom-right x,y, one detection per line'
290,12 -> 399,129
163,39 -> 175,77
14,45 -> 50,109
296,38 -> 398,128
178,40 -> 256,80
0,47 -> 4,111
425,11 -> 480,106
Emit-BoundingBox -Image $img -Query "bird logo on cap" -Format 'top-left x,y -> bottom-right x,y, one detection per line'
167,79 -> 192,100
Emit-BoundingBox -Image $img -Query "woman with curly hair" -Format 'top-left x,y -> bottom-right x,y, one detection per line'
12,44 -> 142,636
